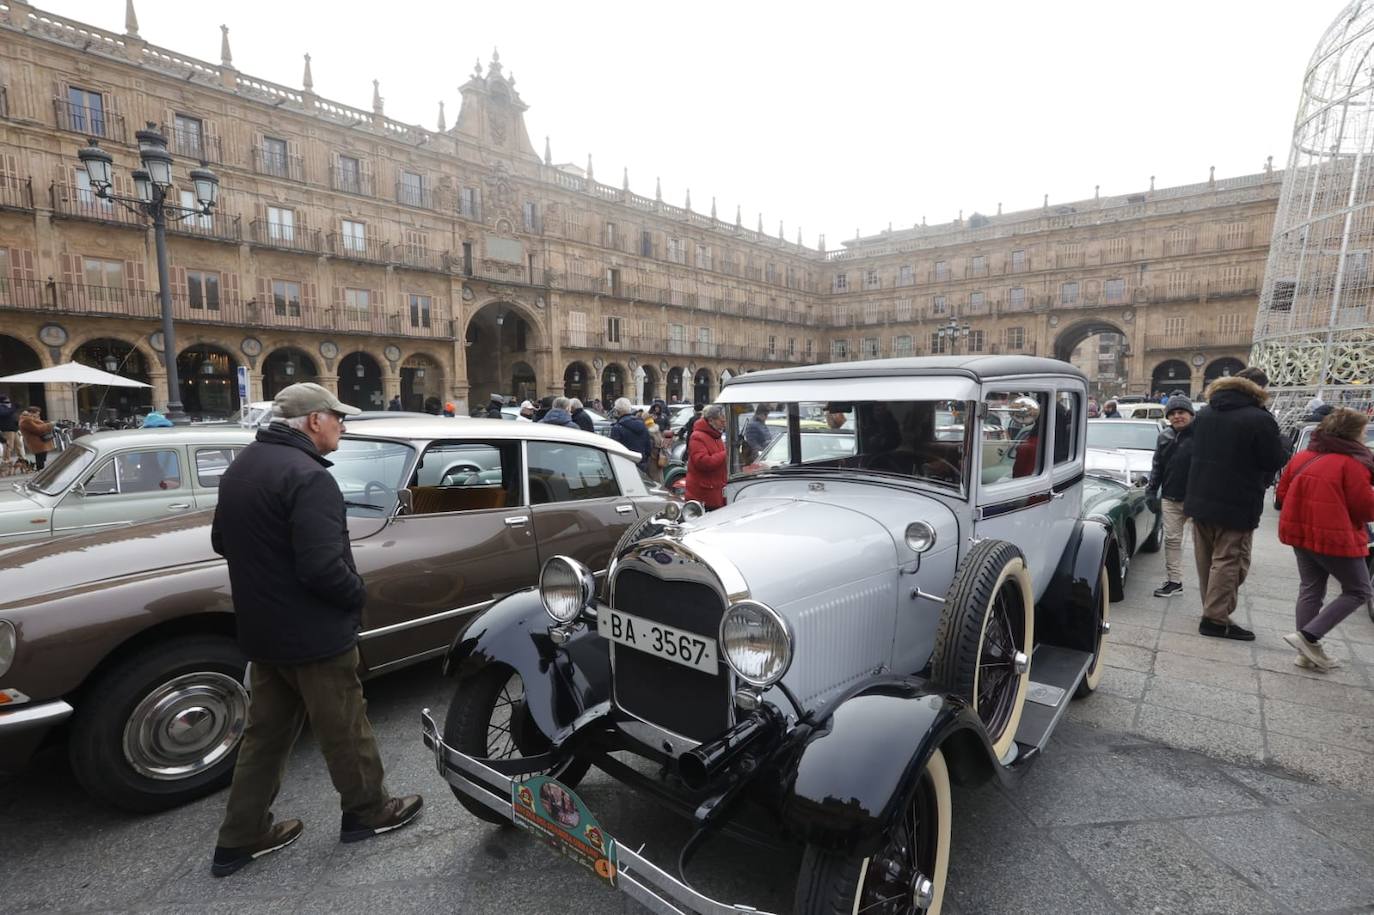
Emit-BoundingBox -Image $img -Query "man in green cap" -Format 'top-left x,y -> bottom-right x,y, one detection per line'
209,382 -> 422,877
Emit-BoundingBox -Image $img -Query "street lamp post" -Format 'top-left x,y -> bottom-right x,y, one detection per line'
77,123 -> 220,424
937,316 -> 972,355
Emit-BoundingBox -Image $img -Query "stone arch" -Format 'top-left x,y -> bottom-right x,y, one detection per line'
0,334 -> 46,413
666,366 -> 685,402
465,298 -> 545,405
338,350 -> 384,410
72,337 -> 154,421
64,330 -> 158,372
262,346 -> 320,401
1204,356 -> 1246,388
564,361 -> 591,401
1151,359 -> 1193,397
510,360 -> 537,403
177,343 -> 241,419
1052,317 -> 1128,363
638,363 -> 660,402
601,362 -> 627,405
401,352 -> 444,413
693,367 -> 714,404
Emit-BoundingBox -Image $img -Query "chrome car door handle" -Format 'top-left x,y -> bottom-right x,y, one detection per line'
615,504 -> 634,514
504,516 -> 529,527
168,502 -> 191,511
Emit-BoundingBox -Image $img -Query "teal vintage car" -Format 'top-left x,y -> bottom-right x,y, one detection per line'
1082,470 -> 1161,598
0,427 -> 254,544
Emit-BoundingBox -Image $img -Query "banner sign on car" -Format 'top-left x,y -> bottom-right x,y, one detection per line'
511,775 -> 618,885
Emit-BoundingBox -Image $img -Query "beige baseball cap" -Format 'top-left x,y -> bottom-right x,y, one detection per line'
272,382 -> 361,419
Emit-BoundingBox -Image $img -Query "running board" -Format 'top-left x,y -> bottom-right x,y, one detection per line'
1009,644 -> 1093,767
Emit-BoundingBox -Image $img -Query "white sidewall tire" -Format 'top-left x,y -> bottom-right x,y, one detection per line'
974,558 -> 1034,760
1081,566 -> 1110,693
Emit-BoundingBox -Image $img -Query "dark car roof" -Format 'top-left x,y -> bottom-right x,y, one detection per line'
721,355 -> 1086,388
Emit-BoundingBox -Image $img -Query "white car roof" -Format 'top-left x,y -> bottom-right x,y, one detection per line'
343,416 -> 641,461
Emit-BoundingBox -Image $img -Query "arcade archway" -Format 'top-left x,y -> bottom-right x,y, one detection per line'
693,367 -> 714,404
338,351 -> 383,410
466,301 -> 539,404
510,361 -> 537,404
401,354 -> 444,413
601,363 -> 626,405
1151,359 -> 1192,397
177,344 -> 240,420
1053,318 -> 1129,398
638,364 -> 659,403
262,347 -> 318,401
0,335 -> 45,414
666,367 -> 685,402
73,338 -> 152,421
1204,357 -> 1246,388
564,362 -> 590,401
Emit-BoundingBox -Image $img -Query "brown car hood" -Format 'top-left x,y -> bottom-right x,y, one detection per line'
0,510 -> 389,609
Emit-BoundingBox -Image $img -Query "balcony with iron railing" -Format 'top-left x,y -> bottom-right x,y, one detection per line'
327,232 -> 390,265
248,218 -> 321,254
171,127 -> 223,165
50,183 -> 146,226
560,331 -> 605,349
166,211 -> 241,244
53,99 -> 125,142
331,165 -> 375,197
393,244 -> 447,273
0,177 -> 34,211
1143,329 -> 1253,351
396,182 -> 435,210
0,86 -> 9,119
252,147 -> 305,182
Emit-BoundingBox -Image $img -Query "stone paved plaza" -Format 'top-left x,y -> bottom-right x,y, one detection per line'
3,509 -> 1374,914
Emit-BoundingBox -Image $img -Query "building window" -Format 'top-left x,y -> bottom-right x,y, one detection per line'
1105,236 -> 1129,262
1164,227 -> 1195,256
1164,316 -> 1187,337
971,255 -> 987,276
640,229 -> 654,257
768,335 -> 777,355
861,337 -> 879,358
336,154 -> 362,193
604,222 -> 617,248
1060,281 -> 1079,305
863,301 -> 881,324
605,268 -> 621,296
669,323 -> 685,353
341,219 -> 366,254
460,186 -> 480,218
932,295 -> 947,315
892,335 -> 913,356
76,167 -> 109,207
805,339 -> 814,358
766,262 -> 777,284
1057,242 -> 1083,267
833,273 -> 848,293
898,265 -> 914,287
409,293 -> 432,329
970,290 -> 986,309
832,305 -> 849,327
173,114 -> 204,159
66,86 -> 105,135
272,279 -> 301,317
1104,278 -> 1125,303
667,237 -> 684,263
831,339 -> 849,360
178,190 -> 211,229
930,332 -> 946,355
1221,222 -> 1249,249
695,243 -> 712,270
1167,271 -> 1191,298
934,260 -> 950,281
1009,286 -> 1026,309
894,298 -> 913,321
521,201 -> 539,232
82,256 -> 123,291
261,136 -> 289,177
1217,312 -> 1243,335
606,316 -> 622,343
343,287 -> 370,321
267,205 -> 294,242
1010,249 -> 1027,273
863,268 -> 880,290
187,270 -> 220,311
1005,326 -> 1026,350
399,170 -> 425,207
968,329 -> 986,352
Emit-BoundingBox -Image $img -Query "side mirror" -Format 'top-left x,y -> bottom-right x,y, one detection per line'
395,489 -> 413,516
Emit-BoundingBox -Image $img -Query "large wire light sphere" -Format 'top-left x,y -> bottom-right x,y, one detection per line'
1253,1 -> 1374,425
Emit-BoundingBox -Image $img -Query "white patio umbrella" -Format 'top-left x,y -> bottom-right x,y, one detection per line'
0,361 -> 151,423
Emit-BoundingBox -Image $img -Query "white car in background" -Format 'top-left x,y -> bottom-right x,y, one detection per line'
1085,418 -> 1162,487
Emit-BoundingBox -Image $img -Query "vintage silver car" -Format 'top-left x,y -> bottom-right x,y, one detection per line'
422,356 -> 1117,915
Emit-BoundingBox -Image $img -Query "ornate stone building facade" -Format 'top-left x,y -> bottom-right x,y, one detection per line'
0,1 -> 1276,421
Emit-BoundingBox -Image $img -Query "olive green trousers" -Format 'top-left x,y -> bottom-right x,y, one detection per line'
216,645 -> 389,848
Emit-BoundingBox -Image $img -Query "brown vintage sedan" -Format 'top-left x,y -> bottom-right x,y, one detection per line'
0,417 -> 662,811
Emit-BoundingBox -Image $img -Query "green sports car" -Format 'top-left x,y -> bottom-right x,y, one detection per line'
1083,471 -> 1162,599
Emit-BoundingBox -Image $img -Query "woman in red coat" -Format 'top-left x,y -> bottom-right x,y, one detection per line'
685,404 -> 728,509
1275,408 -> 1374,671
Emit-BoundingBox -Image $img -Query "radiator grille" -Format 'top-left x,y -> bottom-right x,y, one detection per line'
610,567 -> 731,743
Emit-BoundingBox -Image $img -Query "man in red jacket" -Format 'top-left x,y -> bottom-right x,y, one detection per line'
685,403 -> 728,509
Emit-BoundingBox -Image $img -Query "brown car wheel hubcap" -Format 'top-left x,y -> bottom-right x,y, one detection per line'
122,672 -> 249,780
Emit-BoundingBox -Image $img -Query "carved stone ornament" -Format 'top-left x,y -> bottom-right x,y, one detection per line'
1122,309 -> 1135,323
659,360 -> 669,374
383,344 -> 402,363
593,357 -> 604,371
319,341 -> 340,360
628,358 -> 638,371
240,337 -> 263,357
148,331 -> 165,353
462,286 -> 476,301
38,323 -> 68,347
1191,353 -> 1207,367
1048,315 -> 1059,327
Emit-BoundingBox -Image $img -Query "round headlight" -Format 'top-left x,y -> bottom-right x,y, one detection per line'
658,502 -> 682,523
539,556 -> 595,625
680,500 -> 705,522
0,620 -> 15,679
719,600 -> 793,688
905,520 -> 937,553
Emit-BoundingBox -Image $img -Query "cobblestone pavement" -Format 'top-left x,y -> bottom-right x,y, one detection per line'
3,510 -> 1374,914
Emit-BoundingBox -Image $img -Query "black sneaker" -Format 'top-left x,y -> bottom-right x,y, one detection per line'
211,819 -> 304,877
1153,581 -> 1183,598
1198,619 -> 1256,641
340,794 -> 424,843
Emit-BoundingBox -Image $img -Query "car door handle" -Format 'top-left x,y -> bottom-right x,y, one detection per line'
168,502 -> 191,511
504,516 -> 529,527
615,504 -> 635,514
1052,491 -> 1065,500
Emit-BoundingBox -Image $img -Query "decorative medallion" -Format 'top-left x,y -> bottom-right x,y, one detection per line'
462,286 -> 475,301
148,331 -> 165,353
659,360 -> 669,373
240,337 -> 263,357
1048,315 -> 1059,327
592,357 -> 604,371
319,341 -> 340,360
1191,353 -> 1206,368
37,323 -> 68,347
383,344 -> 402,362
1122,309 -> 1135,323
628,358 -> 638,371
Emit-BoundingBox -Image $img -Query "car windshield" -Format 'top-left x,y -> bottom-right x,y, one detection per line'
731,400 -> 968,489
1086,422 -> 1160,451
27,443 -> 96,495
329,437 -> 416,515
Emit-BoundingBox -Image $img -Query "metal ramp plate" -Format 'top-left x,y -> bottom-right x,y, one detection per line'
1013,644 -> 1093,756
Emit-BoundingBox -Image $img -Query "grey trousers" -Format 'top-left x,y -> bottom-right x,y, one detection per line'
1162,498 -> 1189,583
1293,547 -> 1374,639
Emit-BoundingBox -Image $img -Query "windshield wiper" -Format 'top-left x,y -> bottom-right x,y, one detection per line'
342,500 -> 386,512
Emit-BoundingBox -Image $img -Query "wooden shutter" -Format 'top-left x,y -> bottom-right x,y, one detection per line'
170,265 -> 187,312
255,276 -> 271,321
303,282 -> 319,321
124,260 -> 147,293
225,272 -> 240,309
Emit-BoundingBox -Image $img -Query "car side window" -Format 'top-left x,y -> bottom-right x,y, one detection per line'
84,459 -> 119,495
982,392 -> 1048,484
1053,392 -> 1079,465
113,450 -> 182,493
408,441 -> 519,515
527,441 -> 620,504
194,447 -> 241,488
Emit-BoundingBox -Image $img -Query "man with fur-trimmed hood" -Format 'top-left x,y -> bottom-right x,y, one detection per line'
1183,367 -> 1290,640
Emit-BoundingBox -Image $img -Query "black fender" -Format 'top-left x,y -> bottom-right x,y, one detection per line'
779,679 -> 996,857
442,588 -> 610,742
1037,518 -> 1112,653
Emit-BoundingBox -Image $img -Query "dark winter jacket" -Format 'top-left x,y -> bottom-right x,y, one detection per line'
570,407 -> 595,433
1148,424 -> 1195,502
0,402 -> 17,433
210,422 -> 367,664
538,408 -> 579,428
485,402 -> 503,419
609,413 -> 651,466
1276,449 -> 1374,558
744,415 -> 773,452
1183,377 -> 1290,530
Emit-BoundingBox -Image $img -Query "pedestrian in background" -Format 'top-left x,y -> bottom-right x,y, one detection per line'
484,395 -> 503,419
18,405 -> 53,470
0,394 -> 19,468
537,396 -> 580,428
209,382 -> 421,877
1275,407 -> 1374,671
387,394 -> 402,412
1101,400 -> 1121,418
568,398 -> 594,432
644,414 -> 666,483
1184,367 -> 1290,640
1149,395 -> 1196,598
744,405 -> 773,455
534,395 -> 554,422
686,403 -> 728,509
608,397 -> 651,471
519,399 -> 537,420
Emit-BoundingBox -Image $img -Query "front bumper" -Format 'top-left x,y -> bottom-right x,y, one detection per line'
420,709 -> 777,915
0,699 -> 73,773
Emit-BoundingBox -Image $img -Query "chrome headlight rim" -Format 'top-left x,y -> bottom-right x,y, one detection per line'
680,500 -> 706,521
539,555 -> 596,625
0,620 -> 14,679
657,501 -> 683,523
905,520 -> 937,553
718,599 -> 794,689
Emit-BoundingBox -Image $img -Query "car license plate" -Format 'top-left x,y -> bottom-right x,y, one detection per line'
597,608 -> 717,674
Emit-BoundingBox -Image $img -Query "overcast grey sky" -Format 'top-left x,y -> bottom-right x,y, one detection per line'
49,0 -> 1340,249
